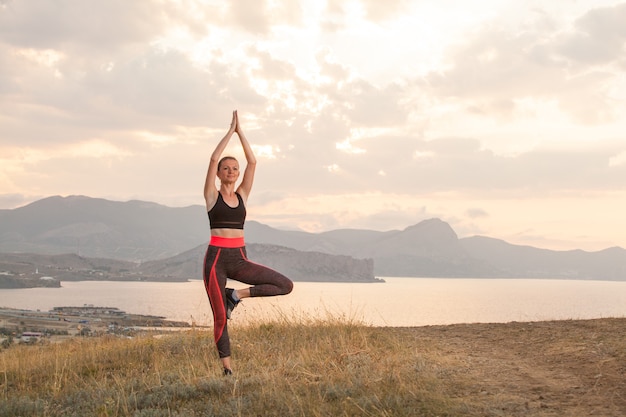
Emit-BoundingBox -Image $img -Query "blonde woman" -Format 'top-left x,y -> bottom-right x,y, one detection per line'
203,110 -> 293,376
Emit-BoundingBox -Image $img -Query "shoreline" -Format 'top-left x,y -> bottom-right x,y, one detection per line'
0,306 -> 199,344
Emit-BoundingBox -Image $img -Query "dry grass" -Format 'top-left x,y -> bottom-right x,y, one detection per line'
1,316 -> 625,416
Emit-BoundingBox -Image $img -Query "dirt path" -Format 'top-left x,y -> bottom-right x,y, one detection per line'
401,318 -> 626,416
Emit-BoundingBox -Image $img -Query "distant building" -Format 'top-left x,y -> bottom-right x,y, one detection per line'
51,306 -> 126,317
20,332 -> 44,343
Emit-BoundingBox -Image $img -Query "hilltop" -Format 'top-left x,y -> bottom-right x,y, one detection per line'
1,317 -> 624,416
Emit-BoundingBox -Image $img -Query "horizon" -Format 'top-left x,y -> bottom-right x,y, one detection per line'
1,1 -> 625,252
5,194 -> 624,253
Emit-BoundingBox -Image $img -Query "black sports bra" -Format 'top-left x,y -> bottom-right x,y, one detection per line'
208,192 -> 246,229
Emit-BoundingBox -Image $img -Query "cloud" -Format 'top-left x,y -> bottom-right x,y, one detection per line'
340,79 -> 408,126
425,3 -> 626,124
359,0 -> 411,22
228,0 -> 303,34
466,208 -> 489,219
323,0 -> 411,27
0,0 -> 171,53
0,42 -> 267,152
609,151 -> 626,167
248,47 -> 298,80
227,0 -> 271,34
556,3 -> 626,65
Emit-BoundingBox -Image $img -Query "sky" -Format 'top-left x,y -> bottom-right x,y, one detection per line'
1,0 -> 626,251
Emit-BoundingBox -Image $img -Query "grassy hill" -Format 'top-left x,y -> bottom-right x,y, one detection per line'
2,316 -> 625,416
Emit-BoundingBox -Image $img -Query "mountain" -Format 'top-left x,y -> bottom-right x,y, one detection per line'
0,196 -> 378,285
0,195 -> 208,260
459,236 -> 626,280
135,243 -> 377,283
2,195 -> 625,280
246,219 -> 505,277
0,243 -> 378,288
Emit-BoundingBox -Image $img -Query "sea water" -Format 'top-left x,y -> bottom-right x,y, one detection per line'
1,277 -> 625,327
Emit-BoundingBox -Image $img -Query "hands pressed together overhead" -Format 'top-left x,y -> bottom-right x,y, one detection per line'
229,110 -> 243,135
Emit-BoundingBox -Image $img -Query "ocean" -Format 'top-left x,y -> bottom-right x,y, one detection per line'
1,277 -> 625,327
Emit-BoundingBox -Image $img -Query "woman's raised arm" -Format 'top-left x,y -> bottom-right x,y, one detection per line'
203,111 -> 237,208
234,113 -> 257,202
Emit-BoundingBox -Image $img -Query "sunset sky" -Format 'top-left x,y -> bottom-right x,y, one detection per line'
1,0 -> 625,251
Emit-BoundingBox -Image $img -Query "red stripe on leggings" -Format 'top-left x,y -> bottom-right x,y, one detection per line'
203,248 -> 226,345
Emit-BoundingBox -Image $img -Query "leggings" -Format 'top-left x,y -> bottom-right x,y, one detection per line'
203,236 -> 293,358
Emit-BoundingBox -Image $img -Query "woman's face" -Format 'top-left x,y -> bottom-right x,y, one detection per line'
217,158 -> 240,184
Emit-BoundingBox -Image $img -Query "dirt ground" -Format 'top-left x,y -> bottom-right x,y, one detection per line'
397,318 -> 626,416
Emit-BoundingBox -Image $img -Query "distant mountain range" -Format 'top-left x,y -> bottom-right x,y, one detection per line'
1,195 -> 625,281
0,242 -> 377,288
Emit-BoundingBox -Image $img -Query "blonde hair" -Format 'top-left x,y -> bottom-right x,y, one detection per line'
218,156 -> 238,170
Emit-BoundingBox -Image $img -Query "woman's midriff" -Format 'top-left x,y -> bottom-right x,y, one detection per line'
210,229 -> 245,238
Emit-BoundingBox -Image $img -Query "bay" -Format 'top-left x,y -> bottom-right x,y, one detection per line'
1,278 -> 625,327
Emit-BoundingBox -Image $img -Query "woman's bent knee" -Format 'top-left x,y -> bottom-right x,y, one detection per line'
282,277 -> 294,295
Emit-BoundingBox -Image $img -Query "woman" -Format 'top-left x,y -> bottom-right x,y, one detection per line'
203,110 -> 293,376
